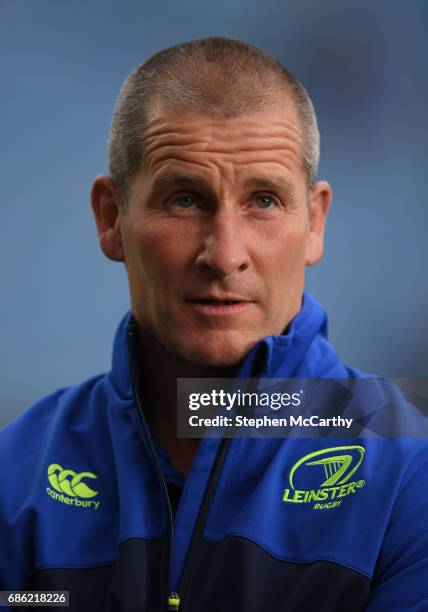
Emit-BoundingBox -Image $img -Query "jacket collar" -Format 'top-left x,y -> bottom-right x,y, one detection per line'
236,291 -> 335,378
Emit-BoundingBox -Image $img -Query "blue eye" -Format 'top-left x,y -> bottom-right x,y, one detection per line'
255,195 -> 276,209
173,195 -> 196,208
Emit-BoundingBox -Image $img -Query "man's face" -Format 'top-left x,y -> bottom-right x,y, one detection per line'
95,103 -> 330,366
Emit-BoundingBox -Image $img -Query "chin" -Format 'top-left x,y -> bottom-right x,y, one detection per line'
175,331 -> 257,368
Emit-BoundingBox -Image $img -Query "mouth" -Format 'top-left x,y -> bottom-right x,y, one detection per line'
197,299 -> 241,305
187,297 -> 254,315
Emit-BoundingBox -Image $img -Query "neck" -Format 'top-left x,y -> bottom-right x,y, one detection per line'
136,325 -> 242,475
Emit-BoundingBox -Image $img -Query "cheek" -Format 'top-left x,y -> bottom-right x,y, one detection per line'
255,222 -> 307,319
257,219 -> 308,276
125,218 -> 195,286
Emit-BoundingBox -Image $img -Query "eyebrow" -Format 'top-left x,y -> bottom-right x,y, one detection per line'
150,171 -> 297,201
242,176 -> 297,201
151,172 -> 212,193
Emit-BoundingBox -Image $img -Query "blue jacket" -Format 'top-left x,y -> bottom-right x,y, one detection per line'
1,293 -> 427,611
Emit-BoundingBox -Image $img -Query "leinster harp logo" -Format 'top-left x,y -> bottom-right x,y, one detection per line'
283,446 -> 366,510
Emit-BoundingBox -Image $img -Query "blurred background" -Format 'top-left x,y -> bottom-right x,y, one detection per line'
1,0 -> 427,427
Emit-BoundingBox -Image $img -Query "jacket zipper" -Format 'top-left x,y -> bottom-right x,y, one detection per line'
177,436 -> 232,610
127,323 -> 176,609
127,321 -> 233,611
176,377 -> 259,609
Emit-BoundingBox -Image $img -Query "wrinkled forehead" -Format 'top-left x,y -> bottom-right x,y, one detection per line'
139,104 -> 305,185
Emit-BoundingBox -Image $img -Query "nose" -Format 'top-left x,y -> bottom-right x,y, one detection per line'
195,210 -> 250,278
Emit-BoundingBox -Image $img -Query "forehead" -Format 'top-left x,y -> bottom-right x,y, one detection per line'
140,104 -> 305,186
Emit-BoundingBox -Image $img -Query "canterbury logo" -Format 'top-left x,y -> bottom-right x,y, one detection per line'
47,464 -> 98,498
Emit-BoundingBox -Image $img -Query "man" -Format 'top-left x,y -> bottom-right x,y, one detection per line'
0,37 -> 427,611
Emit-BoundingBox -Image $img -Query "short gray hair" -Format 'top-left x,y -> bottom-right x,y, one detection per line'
109,37 -> 320,209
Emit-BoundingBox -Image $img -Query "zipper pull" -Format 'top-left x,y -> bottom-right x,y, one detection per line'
168,593 -> 180,610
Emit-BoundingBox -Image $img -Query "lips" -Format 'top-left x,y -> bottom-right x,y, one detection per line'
195,299 -> 241,305
186,296 -> 254,316
188,295 -> 252,304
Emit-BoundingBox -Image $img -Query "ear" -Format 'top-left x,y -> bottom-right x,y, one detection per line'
305,180 -> 332,266
91,175 -> 125,262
